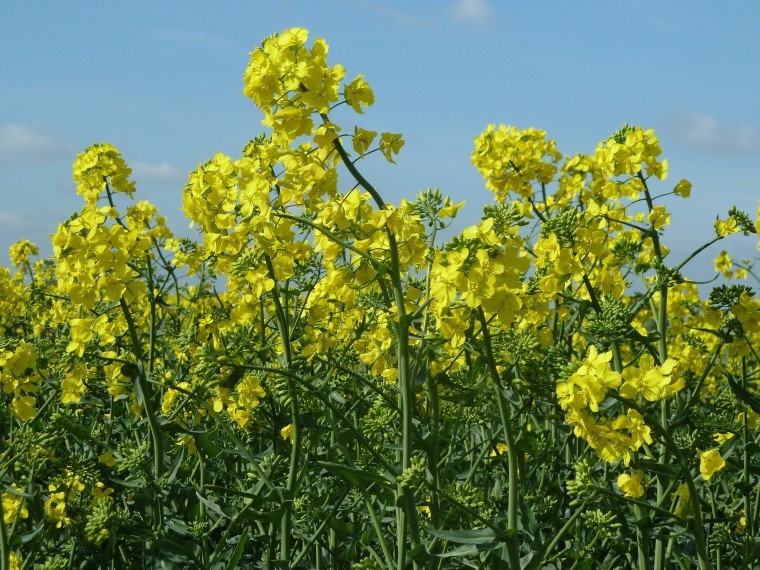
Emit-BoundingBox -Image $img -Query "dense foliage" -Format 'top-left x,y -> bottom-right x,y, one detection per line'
1,28 -> 759,569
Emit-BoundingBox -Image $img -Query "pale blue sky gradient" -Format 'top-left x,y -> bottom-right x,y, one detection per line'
1,0 -> 758,280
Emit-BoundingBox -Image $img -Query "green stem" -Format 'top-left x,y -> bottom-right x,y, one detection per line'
326,115 -> 420,567
614,395 -> 712,570
477,308 -> 520,569
119,297 -> 164,528
640,175 -> 670,570
198,450 -> 209,566
0,487 -> 8,570
326,407 -> 395,570
263,254 -> 300,563
742,357 -> 755,552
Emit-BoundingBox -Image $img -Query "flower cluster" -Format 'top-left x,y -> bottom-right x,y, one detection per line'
0,26 -> 757,570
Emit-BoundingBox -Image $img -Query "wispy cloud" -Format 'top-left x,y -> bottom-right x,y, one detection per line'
131,161 -> 186,183
0,123 -> 71,165
448,0 -> 495,27
668,110 -> 760,155
0,210 -> 37,229
344,0 -> 420,26
153,28 -> 241,51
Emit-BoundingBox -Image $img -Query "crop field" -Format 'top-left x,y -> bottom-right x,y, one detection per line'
1,28 -> 759,569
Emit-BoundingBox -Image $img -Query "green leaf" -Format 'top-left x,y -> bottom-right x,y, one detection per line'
225,528 -> 249,570
435,542 -> 501,558
196,492 -> 229,519
408,543 -> 430,562
10,522 -> 44,546
317,460 -> 392,486
427,528 -> 504,544
728,373 -> 760,415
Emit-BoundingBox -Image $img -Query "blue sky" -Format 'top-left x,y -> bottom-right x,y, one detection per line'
1,0 -> 758,281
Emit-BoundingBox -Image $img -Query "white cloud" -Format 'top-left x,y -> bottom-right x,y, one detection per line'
0,123 -> 71,165
668,110 -> 760,155
131,161 -> 185,183
345,0 -> 419,26
448,0 -> 495,27
0,210 -> 30,228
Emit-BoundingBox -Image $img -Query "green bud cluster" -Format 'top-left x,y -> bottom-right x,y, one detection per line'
541,208 -> 579,247
188,520 -> 211,541
84,498 -> 114,545
352,558 -> 383,570
708,522 -> 735,550
567,458 -> 597,504
33,555 -> 70,570
293,493 -> 324,528
248,452 -> 287,483
361,394 -> 399,444
175,324 -> 198,349
0,333 -> 20,351
581,509 -> 621,539
682,332 -> 707,352
49,409 -> 92,441
115,441 -> 150,476
709,285 -> 754,311
611,123 -> 635,144
412,188 -> 445,228
558,357 -> 583,383
525,491 -> 560,524
501,328 -> 538,362
611,237 -> 641,265
229,246 -> 263,280
587,296 -> 631,347
396,456 -> 427,491
727,207 -> 756,235
445,482 -> 482,510
482,201 -> 529,237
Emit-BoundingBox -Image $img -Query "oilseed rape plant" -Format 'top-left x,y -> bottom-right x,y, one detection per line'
0,28 -> 759,569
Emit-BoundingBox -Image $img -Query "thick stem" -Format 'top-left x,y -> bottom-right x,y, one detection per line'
326,116 -> 420,566
477,308 -> 521,569
263,254 -> 300,563
119,297 -> 164,527
0,490 -> 8,570
615,395 -> 713,570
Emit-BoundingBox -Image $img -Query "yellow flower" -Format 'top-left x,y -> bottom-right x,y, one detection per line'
647,205 -> 670,231
177,434 -> 197,455
344,74 -> 375,114
11,396 -> 37,421
672,483 -> 691,518
740,409 -> 760,429
8,239 -> 38,269
617,470 -> 646,498
715,217 -> 738,237
236,375 -> 266,409
352,126 -> 377,158
714,250 -> 733,277
280,423 -> 295,443
673,179 -> 692,198
731,292 -> 760,334
98,450 -> 117,467
2,485 -> 29,524
91,482 -> 115,505
713,432 -> 735,444
619,355 -> 682,402
379,132 -> 404,163
490,442 -> 508,457
44,490 -> 70,528
697,448 -> 726,481
736,509 -> 747,534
